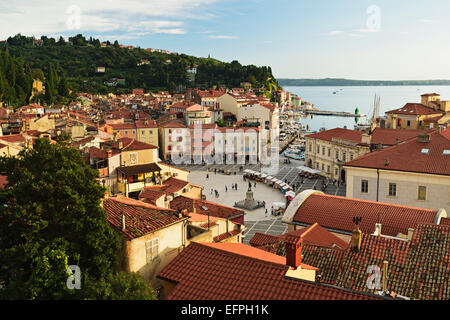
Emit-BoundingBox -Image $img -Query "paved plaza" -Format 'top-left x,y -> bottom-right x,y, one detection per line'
181,156 -> 346,198
184,156 -> 347,244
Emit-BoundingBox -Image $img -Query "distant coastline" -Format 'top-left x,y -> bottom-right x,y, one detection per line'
278,78 -> 450,87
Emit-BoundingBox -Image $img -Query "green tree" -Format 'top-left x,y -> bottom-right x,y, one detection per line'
0,138 -> 123,299
81,272 -> 157,300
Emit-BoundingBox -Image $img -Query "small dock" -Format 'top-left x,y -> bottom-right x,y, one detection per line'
305,110 -> 363,117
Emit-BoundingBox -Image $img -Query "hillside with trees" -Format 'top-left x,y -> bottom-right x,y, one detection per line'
0,47 -> 74,108
1,34 -> 280,96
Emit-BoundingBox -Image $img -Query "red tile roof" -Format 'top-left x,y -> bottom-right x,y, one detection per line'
135,120 -> 158,128
170,196 -> 245,220
109,123 -> 136,130
440,217 -> 450,226
441,126 -> 450,140
103,196 -> 185,240
385,103 -> 443,115
369,128 -> 434,146
0,134 -> 26,143
301,224 -> 450,300
345,131 -> 450,175
306,128 -> 364,144
159,120 -> 186,128
139,177 -> 189,202
89,146 -> 108,159
157,242 -> 384,300
250,223 -> 349,252
289,193 -> 438,237
213,230 -> 241,242
119,137 -> 158,151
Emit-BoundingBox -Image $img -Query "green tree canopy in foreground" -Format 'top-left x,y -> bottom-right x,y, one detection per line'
0,138 -> 156,299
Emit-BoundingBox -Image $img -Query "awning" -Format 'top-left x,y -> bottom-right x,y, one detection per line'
286,190 -> 296,197
261,174 -> 268,178
297,166 -> 321,175
244,169 -> 254,174
272,202 -> 286,209
117,163 -> 161,176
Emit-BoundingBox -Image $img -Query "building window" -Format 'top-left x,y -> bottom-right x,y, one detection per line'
309,143 -> 312,152
327,165 -> 330,173
142,130 -> 145,135
321,163 -> 325,171
350,154 -> 354,161
129,152 -> 137,164
328,148 -> 331,157
418,186 -> 427,200
343,152 -> 346,162
336,151 -> 339,160
322,147 -> 325,155
388,183 -> 397,197
361,180 -> 369,193
145,238 -> 159,263
317,146 -> 320,153
335,168 -> 338,176
407,120 -> 411,127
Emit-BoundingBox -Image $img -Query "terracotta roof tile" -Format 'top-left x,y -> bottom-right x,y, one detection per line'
306,128 -> 364,144
345,131 -> 450,175
369,128 -> 435,146
170,195 -> 244,220
301,224 -> 450,300
139,177 -> 189,201
159,120 -> 187,128
103,196 -> 185,240
0,134 -> 26,143
157,242 -> 384,300
290,193 -> 438,237
385,103 -> 443,115
119,137 -> 158,151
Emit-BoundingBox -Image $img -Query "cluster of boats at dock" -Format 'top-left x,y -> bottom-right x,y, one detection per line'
279,118 -> 307,161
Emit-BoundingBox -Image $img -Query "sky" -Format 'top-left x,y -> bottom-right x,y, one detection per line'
1,0 -> 450,80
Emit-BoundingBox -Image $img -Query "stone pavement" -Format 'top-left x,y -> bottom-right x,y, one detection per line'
185,156 -> 347,243
188,170 -> 286,222
243,219 -> 287,245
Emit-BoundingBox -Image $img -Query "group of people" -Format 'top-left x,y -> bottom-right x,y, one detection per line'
209,182 -> 241,198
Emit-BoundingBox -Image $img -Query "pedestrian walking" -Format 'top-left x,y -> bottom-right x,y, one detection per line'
225,186 -> 228,192
265,208 -> 268,216
206,173 -> 209,180
254,182 -> 256,188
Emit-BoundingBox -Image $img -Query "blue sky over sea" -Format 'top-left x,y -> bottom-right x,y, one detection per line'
1,0 -> 450,80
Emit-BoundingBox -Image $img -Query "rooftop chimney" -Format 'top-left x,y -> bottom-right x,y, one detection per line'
351,217 -> 362,252
122,214 -> 126,231
382,260 -> 389,292
285,235 -> 303,269
374,223 -> 382,236
384,158 -> 389,166
407,228 -> 414,241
